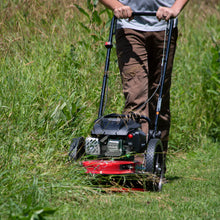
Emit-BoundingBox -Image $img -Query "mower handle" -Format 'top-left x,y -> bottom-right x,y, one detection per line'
132,12 -> 157,17
98,11 -> 173,118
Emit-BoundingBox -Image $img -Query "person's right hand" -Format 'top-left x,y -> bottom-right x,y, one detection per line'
113,6 -> 133,19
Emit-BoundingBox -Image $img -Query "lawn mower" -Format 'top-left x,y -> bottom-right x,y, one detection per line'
69,12 -> 174,191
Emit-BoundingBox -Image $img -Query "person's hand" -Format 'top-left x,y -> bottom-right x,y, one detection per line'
156,7 -> 179,21
113,6 -> 133,19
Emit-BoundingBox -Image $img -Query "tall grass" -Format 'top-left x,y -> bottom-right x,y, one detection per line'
169,1 -> 220,149
0,0 -> 219,218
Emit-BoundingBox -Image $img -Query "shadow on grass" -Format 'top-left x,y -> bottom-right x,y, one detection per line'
165,175 -> 182,183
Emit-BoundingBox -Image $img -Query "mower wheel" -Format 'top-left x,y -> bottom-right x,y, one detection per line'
144,138 -> 165,191
69,137 -> 85,161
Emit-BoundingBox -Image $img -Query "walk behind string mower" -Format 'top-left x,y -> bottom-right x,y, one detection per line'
69,12 -> 174,191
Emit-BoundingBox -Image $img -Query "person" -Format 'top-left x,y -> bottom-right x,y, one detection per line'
99,0 -> 189,160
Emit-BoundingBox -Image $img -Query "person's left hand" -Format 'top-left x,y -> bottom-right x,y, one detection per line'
156,7 -> 179,21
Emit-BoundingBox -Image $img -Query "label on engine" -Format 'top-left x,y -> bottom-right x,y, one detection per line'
105,140 -> 122,157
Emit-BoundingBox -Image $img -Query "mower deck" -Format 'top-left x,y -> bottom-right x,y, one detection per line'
82,160 -> 142,175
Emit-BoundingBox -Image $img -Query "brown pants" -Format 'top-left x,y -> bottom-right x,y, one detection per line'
116,28 -> 178,150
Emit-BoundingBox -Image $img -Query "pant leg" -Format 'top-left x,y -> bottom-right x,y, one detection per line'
116,28 -> 150,134
147,28 -> 178,149
115,27 -> 178,147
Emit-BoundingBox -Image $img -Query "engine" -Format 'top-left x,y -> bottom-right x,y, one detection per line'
85,114 -> 147,157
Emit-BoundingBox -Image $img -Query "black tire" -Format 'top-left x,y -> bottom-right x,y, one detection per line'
69,137 -> 85,161
144,138 -> 165,191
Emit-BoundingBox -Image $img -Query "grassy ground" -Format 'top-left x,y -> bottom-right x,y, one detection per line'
1,140 -> 218,219
0,0 -> 219,219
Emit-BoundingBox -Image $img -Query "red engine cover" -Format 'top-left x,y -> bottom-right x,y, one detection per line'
82,160 -> 138,174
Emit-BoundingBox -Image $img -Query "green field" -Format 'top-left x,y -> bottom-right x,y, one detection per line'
0,0 -> 219,219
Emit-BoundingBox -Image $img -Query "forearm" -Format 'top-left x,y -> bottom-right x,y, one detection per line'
99,0 -> 132,19
171,0 -> 189,16
99,0 -> 124,10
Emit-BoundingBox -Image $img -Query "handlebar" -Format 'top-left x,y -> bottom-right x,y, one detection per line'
132,12 -> 157,16
99,11 -> 173,118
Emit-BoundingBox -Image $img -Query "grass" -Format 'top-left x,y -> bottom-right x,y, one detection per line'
3,141 -> 218,219
0,0 -> 219,219
169,1 -> 220,149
